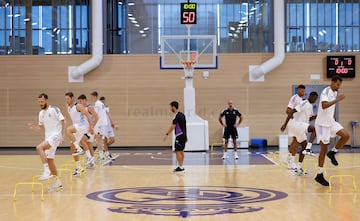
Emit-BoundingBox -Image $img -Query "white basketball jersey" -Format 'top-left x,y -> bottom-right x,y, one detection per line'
294,100 -> 314,123
38,105 -> 64,139
93,100 -> 108,126
315,86 -> 337,126
68,103 -> 88,127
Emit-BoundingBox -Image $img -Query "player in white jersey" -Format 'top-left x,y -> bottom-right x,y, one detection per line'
314,75 -> 349,186
285,84 -> 306,169
28,93 -> 64,190
100,96 -> 117,160
286,84 -> 305,114
281,92 -> 318,175
65,92 -> 94,176
90,91 -> 108,161
77,94 -> 98,168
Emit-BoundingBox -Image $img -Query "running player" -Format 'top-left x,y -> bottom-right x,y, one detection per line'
28,93 -> 64,190
314,75 -> 350,186
100,96 -> 116,160
90,91 -> 108,161
286,84 -> 306,169
164,101 -> 187,173
219,100 -> 243,160
281,91 -> 318,175
65,92 -> 94,176
77,94 -> 97,169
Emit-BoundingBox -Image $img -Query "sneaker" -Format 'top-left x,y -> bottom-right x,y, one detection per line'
302,148 -> 316,156
222,153 -> 228,160
315,173 -> 329,186
234,153 -> 239,160
48,180 -> 63,192
73,168 -> 85,177
86,157 -> 95,169
294,168 -> 307,176
173,167 -> 185,173
72,143 -> 84,156
327,151 -> 338,166
287,159 -> 297,170
107,153 -> 115,161
38,170 -> 51,181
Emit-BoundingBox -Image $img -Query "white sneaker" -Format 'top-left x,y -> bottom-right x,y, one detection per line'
48,179 -> 63,192
295,168 -> 307,176
302,148 -> 316,156
72,143 -> 84,156
86,157 -> 95,169
222,153 -> 228,160
234,153 -> 239,160
73,168 -> 85,177
287,159 -> 296,170
38,170 -> 51,181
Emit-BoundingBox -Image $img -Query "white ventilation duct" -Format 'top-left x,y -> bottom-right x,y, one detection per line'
249,0 -> 285,82
68,0 -> 103,82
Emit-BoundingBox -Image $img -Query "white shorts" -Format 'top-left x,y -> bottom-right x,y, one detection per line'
315,122 -> 344,144
45,133 -> 61,159
74,123 -> 89,143
287,120 -> 309,143
104,124 -> 115,138
94,124 -> 106,136
86,133 -> 95,143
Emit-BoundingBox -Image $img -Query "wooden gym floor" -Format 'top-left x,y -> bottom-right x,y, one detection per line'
0,147 -> 360,221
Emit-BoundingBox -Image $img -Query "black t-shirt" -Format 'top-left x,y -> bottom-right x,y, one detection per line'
220,108 -> 241,127
172,112 -> 187,138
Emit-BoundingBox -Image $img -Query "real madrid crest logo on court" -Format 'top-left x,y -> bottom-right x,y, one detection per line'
86,186 -> 288,217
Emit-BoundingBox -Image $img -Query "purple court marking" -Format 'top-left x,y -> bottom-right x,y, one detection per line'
87,186 -> 288,217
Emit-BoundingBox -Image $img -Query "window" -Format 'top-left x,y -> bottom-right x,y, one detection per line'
286,0 -> 360,53
0,0 -> 89,55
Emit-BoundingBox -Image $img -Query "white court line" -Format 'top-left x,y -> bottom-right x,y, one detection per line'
261,153 -> 279,166
102,153 -> 120,166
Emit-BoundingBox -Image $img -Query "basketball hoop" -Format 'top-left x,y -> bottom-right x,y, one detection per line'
182,61 -> 196,71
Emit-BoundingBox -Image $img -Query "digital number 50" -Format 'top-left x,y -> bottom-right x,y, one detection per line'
182,11 -> 196,24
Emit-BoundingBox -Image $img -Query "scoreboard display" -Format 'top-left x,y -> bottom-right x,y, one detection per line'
180,2 -> 197,25
326,55 -> 356,78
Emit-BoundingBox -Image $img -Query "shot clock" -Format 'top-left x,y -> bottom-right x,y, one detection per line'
326,55 -> 356,78
180,2 -> 197,25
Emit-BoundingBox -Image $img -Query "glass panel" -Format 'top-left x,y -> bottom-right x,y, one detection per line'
286,0 -> 360,53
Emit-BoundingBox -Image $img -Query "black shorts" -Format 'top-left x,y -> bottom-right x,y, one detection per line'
223,126 -> 238,140
174,134 -> 186,151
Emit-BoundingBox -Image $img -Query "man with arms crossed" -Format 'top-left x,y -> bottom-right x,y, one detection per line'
314,75 -> 350,186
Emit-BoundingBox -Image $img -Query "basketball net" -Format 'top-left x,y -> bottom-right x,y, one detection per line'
182,61 -> 196,72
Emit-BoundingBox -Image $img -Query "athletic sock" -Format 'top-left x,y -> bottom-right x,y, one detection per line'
99,151 -> 104,159
85,150 -> 91,158
43,163 -> 49,171
306,143 -> 312,149
76,160 -> 81,169
317,167 -> 324,174
331,147 -> 338,152
298,162 -> 302,168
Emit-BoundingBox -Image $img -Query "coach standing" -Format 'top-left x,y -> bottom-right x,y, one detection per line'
219,100 -> 243,160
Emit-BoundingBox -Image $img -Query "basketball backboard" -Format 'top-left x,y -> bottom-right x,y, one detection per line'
160,35 -> 217,70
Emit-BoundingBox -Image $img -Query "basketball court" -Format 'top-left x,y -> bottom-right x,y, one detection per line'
1,147 -> 360,221
1,1 -> 359,221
